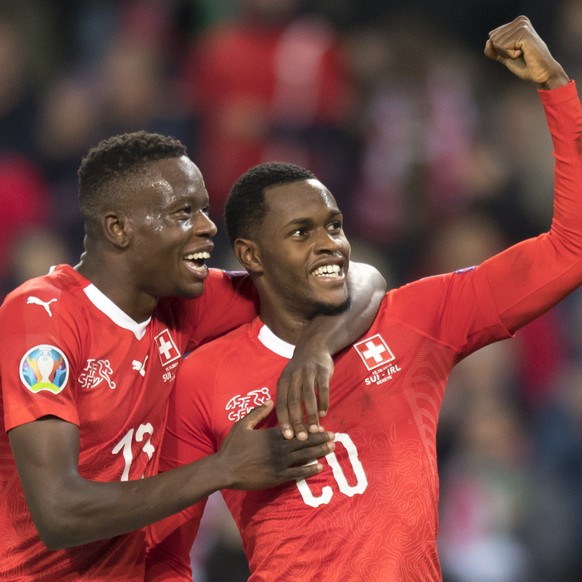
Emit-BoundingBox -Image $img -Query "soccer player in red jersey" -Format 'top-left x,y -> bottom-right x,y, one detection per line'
0,128 -> 386,580
146,17 -> 582,581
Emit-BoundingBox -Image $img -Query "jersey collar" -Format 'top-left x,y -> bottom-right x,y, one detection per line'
83,283 -> 151,340
257,323 -> 295,360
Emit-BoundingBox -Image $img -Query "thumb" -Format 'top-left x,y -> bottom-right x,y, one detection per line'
241,399 -> 274,429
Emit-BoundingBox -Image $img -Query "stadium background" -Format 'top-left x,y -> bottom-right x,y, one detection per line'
1,1 -> 582,580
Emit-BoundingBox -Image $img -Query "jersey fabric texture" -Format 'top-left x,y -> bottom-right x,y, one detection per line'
0,266 -> 257,581
145,81 -> 582,582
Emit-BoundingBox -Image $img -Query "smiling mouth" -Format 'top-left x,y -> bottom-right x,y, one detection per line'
184,251 -> 211,273
311,264 -> 342,277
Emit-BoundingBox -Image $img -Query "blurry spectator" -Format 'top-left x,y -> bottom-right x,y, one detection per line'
0,155 -> 51,297
181,0 -> 355,261
0,13 -> 40,159
4,227 -> 71,294
438,401 -> 532,582
528,362 -> 582,579
193,494 -> 250,582
35,76 -> 100,259
96,35 -> 196,149
346,14 -> 480,283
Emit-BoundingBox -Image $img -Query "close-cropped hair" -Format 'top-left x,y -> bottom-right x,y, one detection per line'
225,161 -> 315,246
78,130 -> 187,223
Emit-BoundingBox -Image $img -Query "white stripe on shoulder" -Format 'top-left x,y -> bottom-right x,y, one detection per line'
83,284 -> 151,340
257,324 -> 295,360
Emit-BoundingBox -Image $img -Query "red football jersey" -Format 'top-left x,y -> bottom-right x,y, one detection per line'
146,82 -> 582,581
0,266 -> 257,581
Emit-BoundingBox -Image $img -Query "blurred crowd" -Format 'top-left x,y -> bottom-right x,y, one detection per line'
2,0 -> 582,580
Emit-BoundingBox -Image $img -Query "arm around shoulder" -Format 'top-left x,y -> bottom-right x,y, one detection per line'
276,261 -> 387,439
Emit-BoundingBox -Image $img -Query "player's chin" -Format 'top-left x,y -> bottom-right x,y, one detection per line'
312,294 -> 351,316
176,279 -> 206,299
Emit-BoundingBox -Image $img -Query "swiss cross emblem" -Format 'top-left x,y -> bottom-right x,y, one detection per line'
155,330 -> 181,366
354,334 -> 395,371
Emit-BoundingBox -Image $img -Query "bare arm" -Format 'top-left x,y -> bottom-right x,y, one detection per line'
9,402 -> 334,550
276,261 -> 386,439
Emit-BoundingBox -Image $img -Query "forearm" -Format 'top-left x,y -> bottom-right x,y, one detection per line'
48,455 -> 226,548
300,262 -> 386,353
13,404 -> 333,549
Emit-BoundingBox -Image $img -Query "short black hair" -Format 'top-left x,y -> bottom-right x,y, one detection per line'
225,162 -> 316,246
78,131 -> 187,228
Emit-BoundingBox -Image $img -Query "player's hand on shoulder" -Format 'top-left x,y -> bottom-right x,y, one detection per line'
484,15 -> 569,89
276,341 -> 333,441
216,400 -> 335,490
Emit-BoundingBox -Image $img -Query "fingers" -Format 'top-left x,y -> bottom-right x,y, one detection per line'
286,386 -> 308,442
276,357 -> 333,440
484,16 -> 567,88
315,370 -> 330,420
299,369 -> 320,438
241,399 -> 274,429
276,370 -> 309,441
287,431 -> 335,467
485,16 -> 529,59
286,461 -> 325,481
276,374 -> 319,442
275,380 -> 293,440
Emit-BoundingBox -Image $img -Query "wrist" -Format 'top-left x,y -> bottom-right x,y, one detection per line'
297,329 -> 332,354
538,64 -> 570,90
192,453 -> 233,491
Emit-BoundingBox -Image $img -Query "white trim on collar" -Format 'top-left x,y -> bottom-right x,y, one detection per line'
257,324 -> 295,360
83,284 -> 151,340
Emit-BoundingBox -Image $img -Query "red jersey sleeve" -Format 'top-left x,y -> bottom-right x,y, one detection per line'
0,277 -> 82,431
386,82 -> 582,359
480,81 -> 582,332
178,269 -> 258,352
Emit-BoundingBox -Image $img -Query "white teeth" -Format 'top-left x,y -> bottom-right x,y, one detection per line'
311,264 -> 341,277
184,251 -> 211,261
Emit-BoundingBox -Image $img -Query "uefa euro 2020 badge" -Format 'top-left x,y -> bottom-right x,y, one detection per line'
19,345 -> 69,395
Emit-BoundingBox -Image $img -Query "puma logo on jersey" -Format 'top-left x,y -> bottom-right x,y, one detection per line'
132,355 -> 148,377
26,296 -> 58,317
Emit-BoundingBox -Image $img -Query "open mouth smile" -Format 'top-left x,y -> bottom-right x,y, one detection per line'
310,264 -> 342,277
184,250 -> 211,274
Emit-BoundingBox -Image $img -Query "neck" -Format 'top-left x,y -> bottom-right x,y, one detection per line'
76,254 -> 157,323
259,303 -> 310,347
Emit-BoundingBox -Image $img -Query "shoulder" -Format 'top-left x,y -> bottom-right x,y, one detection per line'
1,266 -> 85,320
205,268 -> 255,295
183,321 -> 253,368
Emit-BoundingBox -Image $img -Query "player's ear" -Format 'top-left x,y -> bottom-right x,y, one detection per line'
234,238 -> 263,274
103,212 -> 132,249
